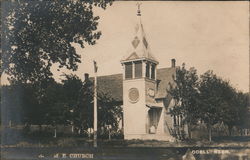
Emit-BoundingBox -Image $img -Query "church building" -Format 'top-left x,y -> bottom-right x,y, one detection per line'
89,7 -> 187,141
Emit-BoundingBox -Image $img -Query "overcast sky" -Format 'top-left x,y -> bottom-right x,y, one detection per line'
60,1 -> 249,92
2,1 -> 249,92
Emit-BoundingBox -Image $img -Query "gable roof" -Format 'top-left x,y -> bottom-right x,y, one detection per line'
126,52 -> 140,61
155,67 -> 176,99
89,67 -> 176,102
89,74 -> 123,101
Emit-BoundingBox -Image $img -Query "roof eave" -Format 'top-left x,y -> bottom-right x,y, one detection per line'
120,57 -> 159,65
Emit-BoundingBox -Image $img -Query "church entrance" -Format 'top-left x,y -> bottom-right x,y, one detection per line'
147,108 -> 162,134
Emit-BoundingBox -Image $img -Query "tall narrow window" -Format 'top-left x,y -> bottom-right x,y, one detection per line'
173,115 -> 177,126
135,61 -> 142,78
146,63 -> 150,78
125,62 -> 132,79
151,64 -> 155,79
180,115 -> 183,127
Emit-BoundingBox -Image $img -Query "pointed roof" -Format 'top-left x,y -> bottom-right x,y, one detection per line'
121,6 -> 158,64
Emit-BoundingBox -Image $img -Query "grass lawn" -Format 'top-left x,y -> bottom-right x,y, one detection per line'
1,136 -> 250,148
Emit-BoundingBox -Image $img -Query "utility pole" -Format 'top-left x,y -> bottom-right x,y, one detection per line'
93,60 -> 98,147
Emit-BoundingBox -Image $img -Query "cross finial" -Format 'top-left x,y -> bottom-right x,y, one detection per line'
136,3 -> 142,16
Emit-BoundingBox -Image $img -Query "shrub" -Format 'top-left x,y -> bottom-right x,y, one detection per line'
57,138 -> 78,147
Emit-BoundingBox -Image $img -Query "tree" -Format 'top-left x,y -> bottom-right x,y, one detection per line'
72,76 -> 93,134
239,93 -> 250,130
218,84 -> 241,136
97,92 -> 122,135
21,84 -> 44,126
168,63 -> 200,139
40,82 -> 67,125
229,92 -> 250,135
1,83 -> 44,126
60,74 -> 123,135
198,71 -> 238,141
199,71 -> 220,141
2,73 -> 122,138
61,74 -> 84,114
2,0 -> 112,84
199,71 -> 250,139
168,64 -> 249,141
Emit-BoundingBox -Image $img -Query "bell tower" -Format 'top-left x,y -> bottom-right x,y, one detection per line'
121,4 -> 159,139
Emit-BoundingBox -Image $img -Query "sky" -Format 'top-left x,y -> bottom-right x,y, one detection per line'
2,1 -> 249,92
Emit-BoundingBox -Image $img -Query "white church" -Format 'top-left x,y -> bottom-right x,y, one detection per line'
90,7 -> 188,141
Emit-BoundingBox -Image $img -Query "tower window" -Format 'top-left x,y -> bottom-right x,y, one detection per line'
134,61 -> 142,78
151,64 -> 155,79
146,63 -> 150,78
125,62 -> 132,79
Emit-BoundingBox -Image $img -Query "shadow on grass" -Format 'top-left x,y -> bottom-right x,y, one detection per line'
213,136 -> 250,142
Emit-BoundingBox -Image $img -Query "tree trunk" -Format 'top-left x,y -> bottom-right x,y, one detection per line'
71,125 -> 74,133
187,122 -> 192,139
39,125 -> 42,132
54,128 -> 57,138
9,120 -> 12,127
241,128 -> 244,136
23,123 -> 31,134
208,124 -> 212,142
108,129 -> 111,140
228,126 -> 232,136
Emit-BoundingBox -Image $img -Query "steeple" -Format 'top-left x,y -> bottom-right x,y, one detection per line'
121,4 -> 162,141
137,3 -> 141,16
121,4 -> 158,64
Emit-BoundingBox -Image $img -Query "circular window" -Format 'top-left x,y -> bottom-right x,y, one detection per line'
128,88 -> 139,103
147,88 -> 155,97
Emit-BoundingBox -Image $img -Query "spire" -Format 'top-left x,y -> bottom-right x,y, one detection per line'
137,3 -> 141,16
121,4 -> 158,64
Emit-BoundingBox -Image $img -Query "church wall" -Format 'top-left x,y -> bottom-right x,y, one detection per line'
164,99 -> 176,138
123,79 -> 148,138
145,79 -> 157,104
155,107 -> 164,134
